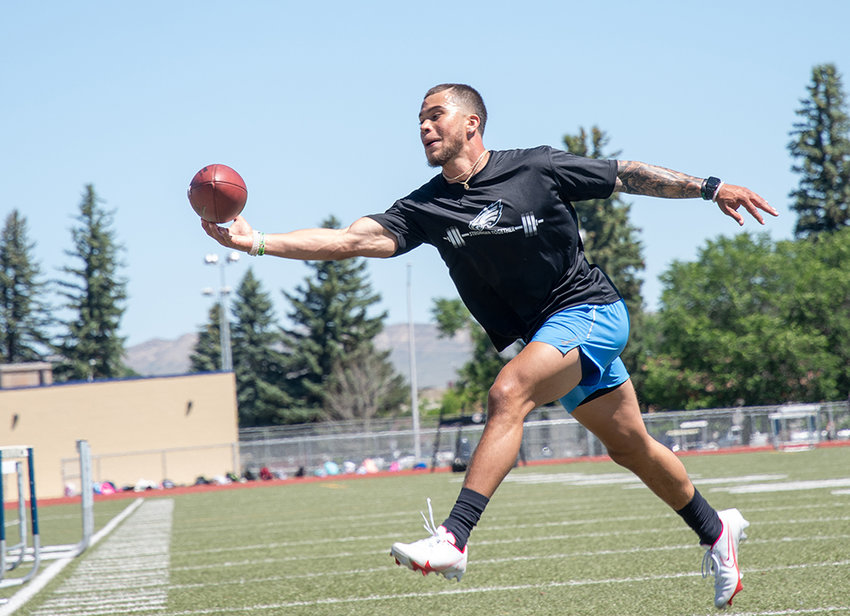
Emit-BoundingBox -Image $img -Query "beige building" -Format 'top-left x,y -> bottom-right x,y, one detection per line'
0,370 -> 239,498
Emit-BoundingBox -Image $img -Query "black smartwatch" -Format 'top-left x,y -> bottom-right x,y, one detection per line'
701,176 -> 722,201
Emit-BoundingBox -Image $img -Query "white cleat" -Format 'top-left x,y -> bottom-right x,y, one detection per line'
390,499 -> 468,582
701,508 -> 750,608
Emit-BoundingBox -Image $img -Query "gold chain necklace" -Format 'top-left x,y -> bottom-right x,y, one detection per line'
444,150 -> 488,190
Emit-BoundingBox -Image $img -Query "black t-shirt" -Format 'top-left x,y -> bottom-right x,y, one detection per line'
367,146 -> 622,351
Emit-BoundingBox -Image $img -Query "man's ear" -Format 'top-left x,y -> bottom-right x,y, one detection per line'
466,114 -> 481,137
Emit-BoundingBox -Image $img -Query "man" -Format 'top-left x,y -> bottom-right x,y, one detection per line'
202,83 -> 777,609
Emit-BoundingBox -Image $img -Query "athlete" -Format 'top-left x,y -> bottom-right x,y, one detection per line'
202,83 -> 777,609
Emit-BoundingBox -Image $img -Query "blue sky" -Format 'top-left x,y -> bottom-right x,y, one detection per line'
2,1 -> 848,346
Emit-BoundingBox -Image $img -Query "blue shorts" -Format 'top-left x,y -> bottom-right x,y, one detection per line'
530,300 -> 630,413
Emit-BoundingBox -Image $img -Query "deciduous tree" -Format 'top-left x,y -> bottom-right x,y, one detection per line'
431,297 -> 508,414
643,233 -> 841,410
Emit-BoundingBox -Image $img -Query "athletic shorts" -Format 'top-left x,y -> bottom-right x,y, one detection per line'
530,299 -> 630,413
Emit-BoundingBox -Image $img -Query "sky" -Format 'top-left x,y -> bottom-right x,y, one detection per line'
2,1 -> 849,346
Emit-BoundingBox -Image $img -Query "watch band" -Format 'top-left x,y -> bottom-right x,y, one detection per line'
701,176 -> 722,201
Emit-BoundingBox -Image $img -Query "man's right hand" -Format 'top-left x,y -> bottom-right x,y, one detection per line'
201,215 -> 254,253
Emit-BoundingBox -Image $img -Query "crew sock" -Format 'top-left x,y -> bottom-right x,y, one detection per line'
676,488 -> 723,546
440,487 -> 490,550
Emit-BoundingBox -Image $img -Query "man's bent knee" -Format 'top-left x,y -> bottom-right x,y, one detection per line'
487,377 -> 534,422
602,432 -> 656,470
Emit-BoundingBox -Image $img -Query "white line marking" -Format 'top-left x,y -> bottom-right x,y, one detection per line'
27,499 -> 173,616
170,512 -> 850,562
0,498 -> 143,616
161,560 -> 850,615
718,478 -> 850,494
170,533 -> 850,576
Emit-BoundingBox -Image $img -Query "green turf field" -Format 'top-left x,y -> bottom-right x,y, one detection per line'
4,447 -> 850,615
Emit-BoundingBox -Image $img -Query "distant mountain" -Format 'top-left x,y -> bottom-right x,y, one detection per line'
123,323 -> 472,390
374,323 -> 472,390
123,333 -> 197,376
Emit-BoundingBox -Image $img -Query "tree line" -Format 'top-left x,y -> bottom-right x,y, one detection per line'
189,216 -> 407,426
2,63 -> 849,424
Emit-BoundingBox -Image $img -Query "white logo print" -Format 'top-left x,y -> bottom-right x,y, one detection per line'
469,200 -> 503,230
442,200 -> 543,248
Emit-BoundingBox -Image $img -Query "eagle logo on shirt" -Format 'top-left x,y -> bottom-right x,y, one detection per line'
469,200 -> 503,230
443,200 -> 543,248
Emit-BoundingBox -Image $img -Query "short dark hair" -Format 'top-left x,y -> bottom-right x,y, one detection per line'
425,83 -> 487,136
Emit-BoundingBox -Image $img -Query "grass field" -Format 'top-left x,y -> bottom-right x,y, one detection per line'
3,446 -> 849,615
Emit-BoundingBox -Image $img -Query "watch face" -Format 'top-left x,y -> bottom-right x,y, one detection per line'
704,176 -> 721,199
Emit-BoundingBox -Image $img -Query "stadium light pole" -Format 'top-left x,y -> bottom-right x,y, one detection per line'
407,263 -> 421,461
203,251 -> 240,372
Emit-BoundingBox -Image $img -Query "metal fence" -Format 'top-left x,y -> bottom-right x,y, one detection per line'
238,401 -> 850,477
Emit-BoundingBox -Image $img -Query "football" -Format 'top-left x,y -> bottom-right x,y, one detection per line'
187,164 -> 248,223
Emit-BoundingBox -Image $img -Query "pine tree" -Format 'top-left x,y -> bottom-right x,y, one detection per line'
562,126 -> 645,312
53,185 -> 130,381
230,269 -> 293,426
189,304 -> 222,373
281,216 -> 396,417
0,210 -> 52,363
789,63 -> 850,237
563,127 -> 649,388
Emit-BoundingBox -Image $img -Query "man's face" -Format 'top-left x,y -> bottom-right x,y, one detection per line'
419,91 -> 469,167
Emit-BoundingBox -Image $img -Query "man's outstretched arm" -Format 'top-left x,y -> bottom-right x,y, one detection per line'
201,215 -> 398,260
614,160 -> 779,226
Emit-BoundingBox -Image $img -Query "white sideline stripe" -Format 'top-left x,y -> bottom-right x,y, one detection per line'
0,498 -> 144,616
27,499 -> 173,616
162,560 -> 850,615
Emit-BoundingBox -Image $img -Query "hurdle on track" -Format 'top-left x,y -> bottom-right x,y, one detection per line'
1,440 -> 94,589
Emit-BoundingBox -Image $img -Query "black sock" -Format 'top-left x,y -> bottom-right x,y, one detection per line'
440,488 -> 490,550
676,488 -> 722,546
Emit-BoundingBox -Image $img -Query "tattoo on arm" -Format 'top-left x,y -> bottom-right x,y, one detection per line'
615,160 -> 702,198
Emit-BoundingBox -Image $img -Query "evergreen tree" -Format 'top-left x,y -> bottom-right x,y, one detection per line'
563,127 -> 649,389
0,210 -> 52,363
53,185 -> 130,381
189,304 -> 222,373
230,268 -> 293,426
562,126 -> 645,312
281,216 -> 395,418
789,63 -> 850,237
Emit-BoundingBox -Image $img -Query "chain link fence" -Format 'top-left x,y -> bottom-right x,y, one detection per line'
238,401 -> 850,477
